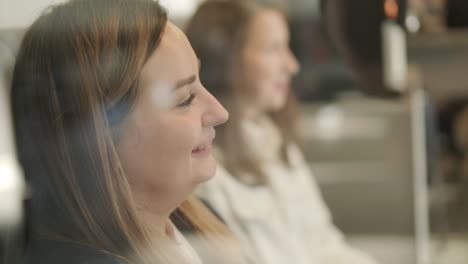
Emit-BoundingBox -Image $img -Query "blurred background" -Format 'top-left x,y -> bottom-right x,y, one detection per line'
2,0 -> 468,263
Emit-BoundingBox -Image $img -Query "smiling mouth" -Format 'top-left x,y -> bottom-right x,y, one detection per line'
277,80 -> 291,89
192,143 -> 213,156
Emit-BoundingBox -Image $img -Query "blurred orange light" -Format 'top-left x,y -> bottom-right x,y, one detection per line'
384,0 -> 399,21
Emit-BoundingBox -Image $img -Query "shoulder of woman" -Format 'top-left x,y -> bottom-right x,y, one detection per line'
286,142 -> 309,168
24,237 -> 125,264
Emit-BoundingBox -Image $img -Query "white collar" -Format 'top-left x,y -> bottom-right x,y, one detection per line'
241,115 -> 283,164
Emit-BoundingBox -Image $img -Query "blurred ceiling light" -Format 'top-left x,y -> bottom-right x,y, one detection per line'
159,0 -> 201,19
406,13 -> 421,33
0,155 -> 23,193
384,0 -> 399,21
0,154 -> 24,227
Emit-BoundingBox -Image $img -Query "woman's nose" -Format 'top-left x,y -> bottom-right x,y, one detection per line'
201,88 -> 229,128
285,49 -> 300,75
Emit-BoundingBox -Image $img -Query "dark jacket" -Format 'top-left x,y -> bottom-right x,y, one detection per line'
23,238 -> 124,264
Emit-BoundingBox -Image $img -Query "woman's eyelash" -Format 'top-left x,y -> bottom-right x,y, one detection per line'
178,93 -> 196,107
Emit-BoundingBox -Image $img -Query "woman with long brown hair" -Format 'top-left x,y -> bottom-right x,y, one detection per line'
11,0 -> 241,263
186,1 -> 378,263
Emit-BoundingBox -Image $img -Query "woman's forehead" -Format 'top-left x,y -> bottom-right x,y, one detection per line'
140,22 -> 197,87
247,9 -> 288,39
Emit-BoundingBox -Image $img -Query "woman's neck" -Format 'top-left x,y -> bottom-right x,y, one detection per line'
132,189 -> 180,240
139,208 -> 176,240
237,101 -> 264,123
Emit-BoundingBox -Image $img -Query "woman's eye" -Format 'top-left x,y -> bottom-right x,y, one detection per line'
266,41 -> 286,51
177,93 -> 196,107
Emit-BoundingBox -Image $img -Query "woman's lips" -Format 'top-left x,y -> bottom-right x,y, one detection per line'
192,142 -> 213,157
275,81 -> 290,93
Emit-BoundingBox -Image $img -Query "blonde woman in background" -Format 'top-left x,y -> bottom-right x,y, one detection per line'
11,0 -> 244,263
186,1 -> 378,263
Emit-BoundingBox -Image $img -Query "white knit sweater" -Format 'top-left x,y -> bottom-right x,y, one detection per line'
196,115 -> 378,264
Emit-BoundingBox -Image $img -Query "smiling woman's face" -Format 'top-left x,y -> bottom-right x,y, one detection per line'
239,9 -> 300,114
116,22 -> 228,214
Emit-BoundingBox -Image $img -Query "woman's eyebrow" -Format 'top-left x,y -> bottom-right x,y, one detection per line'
174,75 -> 197,90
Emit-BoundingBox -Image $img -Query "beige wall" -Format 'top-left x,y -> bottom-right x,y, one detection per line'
0,0 -> 201,29
0,0 -> 67,29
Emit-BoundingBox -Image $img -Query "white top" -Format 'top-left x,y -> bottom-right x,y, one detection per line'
174,226 -> 203,264
196,115 -> 378,264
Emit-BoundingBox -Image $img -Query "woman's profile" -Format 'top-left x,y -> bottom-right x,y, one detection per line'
11,0 -> 240,263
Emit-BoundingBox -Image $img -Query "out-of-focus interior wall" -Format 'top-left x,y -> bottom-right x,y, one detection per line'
0,0 -> 68,29
0,0 -> 201,29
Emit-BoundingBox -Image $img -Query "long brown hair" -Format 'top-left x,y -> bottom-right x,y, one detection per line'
186,0 -> 301,185
11,0 -> 238,263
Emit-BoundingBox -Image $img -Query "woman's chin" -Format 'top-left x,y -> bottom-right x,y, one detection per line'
193,156 -> 218,184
